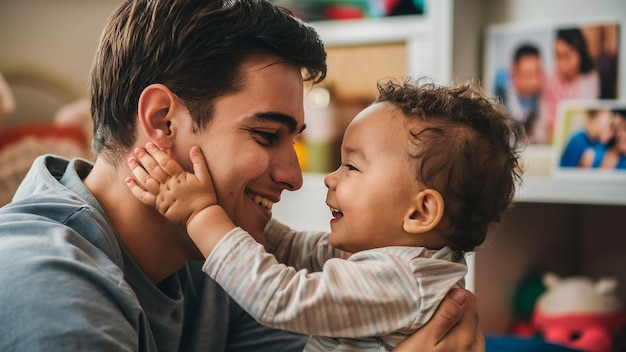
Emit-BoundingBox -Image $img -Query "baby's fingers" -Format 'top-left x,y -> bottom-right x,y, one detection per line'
133,146 -> 171,184
189,146 -> 212,185
128,156 -> 162,195
125,176 -> 157,207
145,142 -> 184,178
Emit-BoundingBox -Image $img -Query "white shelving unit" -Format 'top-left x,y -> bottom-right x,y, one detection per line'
310,0 -> 453,85
517,176 -> 626,206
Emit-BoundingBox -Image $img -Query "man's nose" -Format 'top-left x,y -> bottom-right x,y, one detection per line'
272,147 -> 304,191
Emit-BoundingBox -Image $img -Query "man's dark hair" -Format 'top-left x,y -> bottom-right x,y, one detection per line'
90,0 -> 327,162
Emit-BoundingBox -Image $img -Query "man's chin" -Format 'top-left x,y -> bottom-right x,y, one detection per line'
239,220 -> 267,245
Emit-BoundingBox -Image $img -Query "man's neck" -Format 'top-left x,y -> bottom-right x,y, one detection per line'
84,156 -> 200,284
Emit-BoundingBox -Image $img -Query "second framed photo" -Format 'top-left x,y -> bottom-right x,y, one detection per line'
552,99 -> 626,178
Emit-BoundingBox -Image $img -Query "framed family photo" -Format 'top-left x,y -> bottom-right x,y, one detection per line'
552,99 -> 626,178
484,20 -> 623,146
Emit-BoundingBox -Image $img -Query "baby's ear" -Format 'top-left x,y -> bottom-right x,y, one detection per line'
403,189 -> 444,234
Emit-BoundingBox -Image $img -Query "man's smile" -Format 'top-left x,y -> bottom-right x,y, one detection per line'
246,192 -> 274,210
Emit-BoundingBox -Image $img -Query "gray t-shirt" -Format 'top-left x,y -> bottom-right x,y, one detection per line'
0,155 -> 307,351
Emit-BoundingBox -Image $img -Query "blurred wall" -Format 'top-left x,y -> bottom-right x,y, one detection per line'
0,0 -> 120,126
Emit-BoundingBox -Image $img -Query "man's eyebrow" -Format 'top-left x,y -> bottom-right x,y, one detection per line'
256,112 -> 306,134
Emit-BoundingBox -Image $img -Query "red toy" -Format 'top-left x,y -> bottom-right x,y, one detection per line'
532,273 -> 626,352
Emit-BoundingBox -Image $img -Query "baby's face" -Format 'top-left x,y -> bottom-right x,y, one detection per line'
323,102 -> 422,252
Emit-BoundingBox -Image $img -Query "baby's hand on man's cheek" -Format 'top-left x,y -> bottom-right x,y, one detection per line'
126,143 -> 218,227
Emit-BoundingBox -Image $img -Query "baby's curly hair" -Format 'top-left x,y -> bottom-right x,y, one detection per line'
375,78 -> 524,251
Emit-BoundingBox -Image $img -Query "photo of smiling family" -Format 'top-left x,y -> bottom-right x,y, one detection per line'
485,20 -> 622,145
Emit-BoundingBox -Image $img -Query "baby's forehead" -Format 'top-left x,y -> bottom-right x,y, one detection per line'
351,101 -> 467,141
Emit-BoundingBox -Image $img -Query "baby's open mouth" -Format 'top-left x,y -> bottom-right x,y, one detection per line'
329,206 -> 343,219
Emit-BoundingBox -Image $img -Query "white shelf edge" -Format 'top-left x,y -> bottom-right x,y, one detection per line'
516,176 -> 626,206
308,0 -> 453,84
310,15 -> 435,46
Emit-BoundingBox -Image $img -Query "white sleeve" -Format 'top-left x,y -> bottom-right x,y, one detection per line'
204,230 -> 466,338
263,219 -> 348,271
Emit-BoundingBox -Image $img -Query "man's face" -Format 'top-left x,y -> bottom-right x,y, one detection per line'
512,55 -> 543,98
178,56 -> 306,243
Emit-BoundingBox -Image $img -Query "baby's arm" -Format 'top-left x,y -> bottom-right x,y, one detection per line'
126,142 -> 236,256
264,219 -> 350,270
206,234 -> 467,338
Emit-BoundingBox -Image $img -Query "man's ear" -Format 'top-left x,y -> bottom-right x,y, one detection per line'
403,189 -> 444,234
137,83 -> 182,150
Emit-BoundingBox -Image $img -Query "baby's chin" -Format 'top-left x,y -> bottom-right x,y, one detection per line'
329,235 -> 351,253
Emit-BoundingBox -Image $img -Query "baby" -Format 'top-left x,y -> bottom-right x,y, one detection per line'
127,78 -> 523,351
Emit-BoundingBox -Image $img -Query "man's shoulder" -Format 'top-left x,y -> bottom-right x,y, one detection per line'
1,162 -> 124,266
0,207 -> 124,279
0,208 -> 134,321
0,196 -> 126,295
0,219 -> 144,351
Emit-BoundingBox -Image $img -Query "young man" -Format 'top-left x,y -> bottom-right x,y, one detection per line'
0,1 -> 482,351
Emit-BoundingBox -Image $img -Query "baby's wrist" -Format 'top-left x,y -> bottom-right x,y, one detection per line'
187,205 -> 236,257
